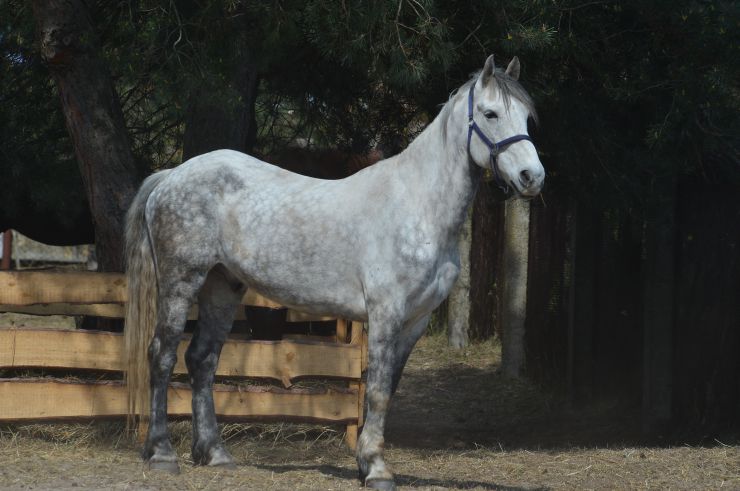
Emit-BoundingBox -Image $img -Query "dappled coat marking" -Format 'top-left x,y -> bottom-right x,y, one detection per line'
123,55 -> 544,490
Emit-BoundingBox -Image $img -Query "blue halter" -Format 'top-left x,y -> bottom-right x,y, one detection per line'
467,82 -> 533,193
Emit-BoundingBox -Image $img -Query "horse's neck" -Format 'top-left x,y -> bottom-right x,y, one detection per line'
395,99 -> 480,246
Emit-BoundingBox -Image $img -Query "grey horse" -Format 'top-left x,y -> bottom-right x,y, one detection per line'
123,55 -> 544,490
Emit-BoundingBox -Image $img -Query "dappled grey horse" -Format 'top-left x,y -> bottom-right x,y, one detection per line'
124,55 -> 544,489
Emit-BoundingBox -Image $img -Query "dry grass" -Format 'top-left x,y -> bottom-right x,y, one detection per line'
0,332 -> 738,490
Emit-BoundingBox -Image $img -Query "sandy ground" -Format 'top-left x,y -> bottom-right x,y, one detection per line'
0,330 -> 738,490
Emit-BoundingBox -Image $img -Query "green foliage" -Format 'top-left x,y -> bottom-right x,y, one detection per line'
1,0 -> 738,228
501,0 -> 740,206
302,0 -> 455,90
0,1 -> 89,231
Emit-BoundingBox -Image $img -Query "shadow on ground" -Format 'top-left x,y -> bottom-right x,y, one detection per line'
386,362 -> 652,452
253,462 -> 547,490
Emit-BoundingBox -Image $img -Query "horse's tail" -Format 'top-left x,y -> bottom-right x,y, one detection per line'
123,170 -> 171,427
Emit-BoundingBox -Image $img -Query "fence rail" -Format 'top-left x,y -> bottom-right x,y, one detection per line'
0,270 -> 337,322
0,379 -> 359,423
0,270 -> 367,448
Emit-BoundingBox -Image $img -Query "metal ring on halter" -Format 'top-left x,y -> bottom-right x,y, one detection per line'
466,83 -> 533,193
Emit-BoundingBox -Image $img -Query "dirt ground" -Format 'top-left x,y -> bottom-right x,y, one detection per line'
0,330 -> 738,490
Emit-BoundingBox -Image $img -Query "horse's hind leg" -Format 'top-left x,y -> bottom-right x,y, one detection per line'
144,272 -> 206,473
186,265 -> 245,467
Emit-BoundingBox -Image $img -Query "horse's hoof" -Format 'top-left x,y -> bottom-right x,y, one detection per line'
203,445 -> 237,469
365,478 -> 397,490
148,459 -> 181,475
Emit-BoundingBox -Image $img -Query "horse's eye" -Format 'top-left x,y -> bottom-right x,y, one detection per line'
484,110 -> 498,119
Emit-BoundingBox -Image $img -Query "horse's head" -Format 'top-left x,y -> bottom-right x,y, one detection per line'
466,55 -> 544,198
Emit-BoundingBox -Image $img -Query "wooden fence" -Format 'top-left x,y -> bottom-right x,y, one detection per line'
0,270 -> 367,448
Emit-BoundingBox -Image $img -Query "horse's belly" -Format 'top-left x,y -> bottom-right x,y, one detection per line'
227,258 -> 369,321
263,285 -> 368,321
262,289 -> 368,322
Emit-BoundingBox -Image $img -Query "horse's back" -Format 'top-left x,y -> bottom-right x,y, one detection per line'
146,149 -> 370,317
179,148 -> 324,185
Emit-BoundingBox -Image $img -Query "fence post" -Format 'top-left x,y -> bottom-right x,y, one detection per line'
343,321 -> 367,451
1,230 -> 12,270
336,318 -> 357,450
337,319 -> 366,451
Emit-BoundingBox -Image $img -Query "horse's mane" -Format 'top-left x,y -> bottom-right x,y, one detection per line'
439,67 -> 538,144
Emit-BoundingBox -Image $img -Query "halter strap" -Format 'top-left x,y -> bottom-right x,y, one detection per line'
466,83 -> 533,193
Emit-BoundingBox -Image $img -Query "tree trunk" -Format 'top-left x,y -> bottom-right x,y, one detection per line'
642,179 -> 676,432
567,201 -> 597,402
500,198 -> 530,378
447,209 -> 472,348
469,181 -> 504,341
32,0 -> 139,272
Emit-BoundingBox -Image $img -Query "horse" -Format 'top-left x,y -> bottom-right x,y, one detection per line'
246,146 -> 385,339
123,55 -> 544,490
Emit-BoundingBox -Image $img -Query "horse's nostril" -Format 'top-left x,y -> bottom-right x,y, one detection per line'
520,169 -> 532,186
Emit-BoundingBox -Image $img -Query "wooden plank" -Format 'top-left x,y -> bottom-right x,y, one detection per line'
243,289 -> 283,309
0,272 -> 337,327
349,321 -> 364,347
0,271 -> 126,305
350,321 -> 367,427
282,333 -> 337,343
285,310 -> 337,322
340,318 -> 361,450
358,323 -> 368,373
335,318 -> 348,343
0,328 -> 362,381
1,232 -> 11,271
348,320 -> 367,443
0,379 -> 358,423
0,271 -> 283,309
0,303 -> 336,325
0,303 -> 126,318
176,338 -> 362,385
345,424 -> 358,451
0,328 -> 122,372
0,303 -> 250,321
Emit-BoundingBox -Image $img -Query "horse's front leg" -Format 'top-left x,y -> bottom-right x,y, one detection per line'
390,313 -> 431,395
357,308 -> 402,490
186,268 -> 245,467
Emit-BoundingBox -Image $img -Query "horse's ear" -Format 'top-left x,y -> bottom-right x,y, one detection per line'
481,54 -> 495,86
505,56 -> 521,81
